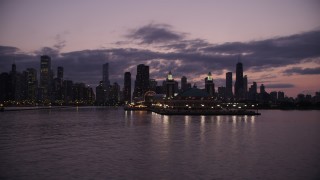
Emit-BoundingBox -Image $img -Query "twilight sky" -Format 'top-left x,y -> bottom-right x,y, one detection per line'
1,0 -> 320,97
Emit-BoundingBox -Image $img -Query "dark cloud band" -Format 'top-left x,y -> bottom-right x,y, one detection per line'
283,67 -> 320,75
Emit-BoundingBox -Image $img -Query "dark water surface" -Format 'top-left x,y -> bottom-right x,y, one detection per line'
1,107 -> 320,179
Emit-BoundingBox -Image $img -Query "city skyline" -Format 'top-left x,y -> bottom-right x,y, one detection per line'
1,0 -> 320,97
1,58 -> 315,101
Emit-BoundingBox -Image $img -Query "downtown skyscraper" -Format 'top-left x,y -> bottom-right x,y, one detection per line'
57,66 -> 64,79
181,76 -> 188,92
133,64 -> 149,99
123,72 -> 131,103
40,55 -> 53,101
26,68 -> 37,101
226,72 -> 233,99
103,63 -> 110,88
165,71 -> 175,98
53,67 -> 64,100
102,63 -> 110,101
205,72 -> 215,96
234,62 -> 244,100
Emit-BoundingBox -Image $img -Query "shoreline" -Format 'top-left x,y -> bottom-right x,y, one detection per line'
1,105 -> 319,113
1,106 -> 72,112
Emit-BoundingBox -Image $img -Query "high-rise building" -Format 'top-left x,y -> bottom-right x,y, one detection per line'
102,63 -> 110,101
205,72 -> 215,96
305,94 -> 312,102
296,94 -> 305,102
26,68 -> 37,101
12,63 -> 16,73
186,83 -> 192,89
71,83 -> 94,104
259,83 -> 269,103
165,71 -> 175,98
96,81 -> 107,105
53,67 -> 64,101
40,55 -> 52,101
278,91 -> 285,101
86,86 -> 95,104
235,62 -> 244,100
248,82 -> 257,101
133,64 -> 149,98
123,72 -> 131,103
251,82 -> 257,94
260,84 -> 266,94
243,75 -> 248,99
57,66 -> 63,79
174,81 -> 179,94
226,72 -> 233,99
270,91 -> 277,103
181,76 -> 188,91
109,82 -> 120,104
218,86 -> 226,100
21,71 -> 28,100
103,63 -> 110,87
72,83 -> 86,102
0,72 -> 10,102
149,79 -> 157,92
10,63 -> 22,101
63,80 -> 73,104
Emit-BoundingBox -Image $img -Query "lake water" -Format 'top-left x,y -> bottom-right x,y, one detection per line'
0,107 -> 319,179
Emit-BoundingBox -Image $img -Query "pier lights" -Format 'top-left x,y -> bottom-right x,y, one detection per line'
201,104 -> 204,107
233,104 -> 236,107
186,104 -> 189,107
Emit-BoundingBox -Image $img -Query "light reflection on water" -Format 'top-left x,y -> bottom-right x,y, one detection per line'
0,108 -> 319,180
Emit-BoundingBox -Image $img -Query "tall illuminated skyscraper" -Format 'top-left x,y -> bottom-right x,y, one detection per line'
205,72 -> 215,96
166,71 -> 175,98
40,55 -> 52,101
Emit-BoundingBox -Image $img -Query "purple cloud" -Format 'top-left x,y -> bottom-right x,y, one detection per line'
283,67 -> 320,75
126,23 -> 186,44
